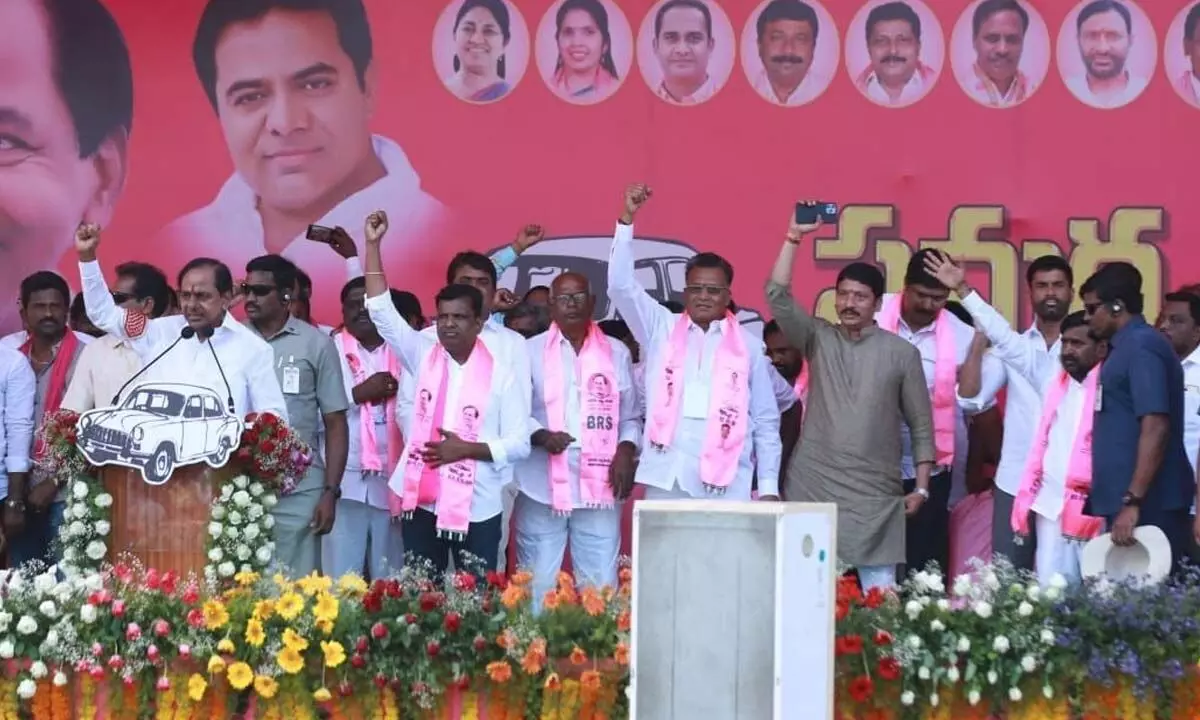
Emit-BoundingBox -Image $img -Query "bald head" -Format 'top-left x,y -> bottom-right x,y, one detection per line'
552,272 -> 590,295
549,272 -> 594,332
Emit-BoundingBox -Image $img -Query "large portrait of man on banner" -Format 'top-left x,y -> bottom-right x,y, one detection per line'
154,0 -> 446,316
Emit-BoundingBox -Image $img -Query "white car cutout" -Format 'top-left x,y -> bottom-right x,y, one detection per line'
494,235 -> 764,335
76,383 -> 243,485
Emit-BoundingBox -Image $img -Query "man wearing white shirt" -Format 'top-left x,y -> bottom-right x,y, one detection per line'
854,2 -> 938,106
74,224 -> 289,423
1155,291 -> 1200,557
751,0 -> 822,106
360,211 -> 531,574
516,272 -> 639,609
154,0 -> 445,319
652,0 -> 719,105
609,185 -> 782,503
0,346 -> 36,556
877,250 -> 1004,578
1064,0 -> 1149,109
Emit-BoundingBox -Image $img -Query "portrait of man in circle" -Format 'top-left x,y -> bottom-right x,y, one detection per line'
745,0 -> 838,107
1169,2 -> 1200,107
1062,0 -> 1152,108
959,0 -> 1047,107
852,1 -> 942,107
652,0 -> 717,104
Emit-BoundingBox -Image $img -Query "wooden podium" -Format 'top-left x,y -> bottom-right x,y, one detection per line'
104,463 -> 231,575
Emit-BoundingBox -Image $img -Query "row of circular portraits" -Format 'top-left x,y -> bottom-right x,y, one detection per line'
434,0 -> 1200,110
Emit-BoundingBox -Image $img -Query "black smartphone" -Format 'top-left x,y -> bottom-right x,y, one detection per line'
795,202 -> 839,224
306,224 -> 333,243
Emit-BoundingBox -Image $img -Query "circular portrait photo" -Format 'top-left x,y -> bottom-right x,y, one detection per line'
434,0 -> 530,104
740,0 -> 840,107
1163,2 -> 1200,109
535,0 -> 634,105
636,0 -> 737,106
1056,0 -> 1156,109
845,0 -> 946,108
950,0 -> 1050,108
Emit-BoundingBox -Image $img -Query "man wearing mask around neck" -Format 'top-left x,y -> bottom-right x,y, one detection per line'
609,184 -> 781,503
516,272 -> 639,610
361,211 -> 530,574
243,254 -> 348,577
766,211 -> 934,591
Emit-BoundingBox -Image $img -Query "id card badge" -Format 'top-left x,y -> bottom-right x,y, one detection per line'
1094,382 -> 1103,412
681,379 -> 710,419
282,365 -> 301,395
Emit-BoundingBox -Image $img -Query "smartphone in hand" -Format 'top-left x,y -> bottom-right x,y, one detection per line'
306,224 -> 333,243
795,202 -> 839,225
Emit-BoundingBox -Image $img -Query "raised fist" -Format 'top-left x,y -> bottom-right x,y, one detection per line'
75,222 -> 102,260
494,288 -> 519,312
623,184 -> 652,219
514,224 -> 544,252
364,211 -> 388,245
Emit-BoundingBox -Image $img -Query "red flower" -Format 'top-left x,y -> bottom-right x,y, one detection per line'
144,569 -> 161,591
355,636 -> 369,654
384,580 -> 402,598
443,612 -> 461,633
454,572 -> 477,592
152,619 -> 170,637
111,600 -> 126,618
351,654 -> 366,669
835,634 -> 864,656
878,657 -> 900,681
426,641 -> 440,657
473,635 -> 487,652
181,584 -> 199,606
260,440 -> 276,454
373,675 -> 388,689
864,587 -> 887,609
837,576 -> 863,605
873,630 -> 893,647
362,593 -> 382,614
835,601 -> 849,622
419,592 -> 443,612
186,609 -> 204,628
114,564 -> 133,584
338,682 -> 354,698
260,413 -> 278,427
160,572 -> 178,595
486,571 -> 507,590
848,675 -> 874,703
404,614 -> 418,625
370,622 -> 388,640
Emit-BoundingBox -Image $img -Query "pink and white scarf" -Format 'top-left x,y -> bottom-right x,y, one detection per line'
793,363 -> 809,420
1011,365 -> 1104,542
647,313 -> 750,494
877,295 -> 957,466
393,340 -> 494,540
542,323 -> 620,515
335,332 -> 404,512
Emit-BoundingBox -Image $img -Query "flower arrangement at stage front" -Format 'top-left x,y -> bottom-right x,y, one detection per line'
231,412 -> 313,497
39,409 -> 110,577
203,476 -> 279,586
0,566 -> 90,713
832,573 -> 901,720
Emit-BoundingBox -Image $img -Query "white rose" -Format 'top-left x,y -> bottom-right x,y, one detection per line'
16,616 -> 37,635
0,641 -> 13,658
262,494 -> 278,509
255,547 -> 273,564
80,604 -> 98,624
29,661 -> 47,679
957,636 -> 971,653
922,572 -> 944,593
208,548 -> 224,563
987,670 -> 998,685
94,520 -> 110,536
1048,573 -> 1067,590
218,562 -> 235,578
1040,629 -> 1055,645
1043,685 -> 1054,699
62,548 -> 77,562
900,691 -> 914,706
85,541 -> 106,561
233,476 -> 248,490
263,514 -> 276,529
94,493 -> 113,508
1009,687 -> 1023,702
993,636 -> 1010,654
243,525 -> 260,541
952,574 -> 973,597
16,679 -> 36,700
235,545 -> 251,561
211,505 -> 226,520
84,575 -> 103,592
1018,601 -> 1034,617
983,571 -> 1000,590
247,505 -> 264,520
1026,583 -> 1041,601
918,595 -> 932,607
33,574 -> 55,595
946,666 -> 960,683
231,490 -> 251,508
52,672 -> 67,687
43,629 -> 58,648
240,564 -> 253,574
929,694 -> 940,708
227,510 -> 243,526
1045,586 -> 1061,601
61,505 -> 74,521
906,635 -> 922,650
1021,655 -> 1037,673
208,523 -> 223,538
968,689 -> 981,706
249,482 -> 264,496
68,521 -> 86,537
905,600 -> 922,619
973,601 -> 993,619
918,666 -> 931,680
72,482 -> 89,500
224,526 -> 238,540
936,598 -> 950,611
220,484 -> 233,501
930,619 -> 945,632
38,600 -> 57,618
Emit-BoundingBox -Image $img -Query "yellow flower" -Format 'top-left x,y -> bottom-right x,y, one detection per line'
336,574 -> 368,597
282,628 -> 309,652
276,592 -> 304,620
234,570 -> 260,587
245,619 -> 266,647
206,655 -> 226,674
276,647 -> 304,675
272,573 -> 290,589
187,674 -> 207,702
313,687 -> 332,702
217,638 -> 236,654
315,617 -> 334,635
321,641 -> 346,668
227,662 -> 253,690
296,572 -> 332,597
202,600 -> 230,630
313,592 -> 339,622
252,600 -> 275,621
254,675 -> 279,699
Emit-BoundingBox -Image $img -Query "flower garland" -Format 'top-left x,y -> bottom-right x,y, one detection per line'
203,476 -> 278,585
58,477 -> 113,578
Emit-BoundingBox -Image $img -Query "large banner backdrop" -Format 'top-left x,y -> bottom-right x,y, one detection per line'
12,0 -> 1197,335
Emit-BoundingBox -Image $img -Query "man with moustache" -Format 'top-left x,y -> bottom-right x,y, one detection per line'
966,0 -> 1035,107
1175,2 -> 1200,107
652,0 -> 719,104
1065,0 -> 1149,108
0,0 -> 133,336
855,1 -> 938,106
766,214 -> 934,591
156,0 -> 445,318
751,0 -> 822,106
515,272 -> 639,610
242,254 -> 348,576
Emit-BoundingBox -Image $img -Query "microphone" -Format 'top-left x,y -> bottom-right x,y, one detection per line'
199,325 -> 236,415
110,326 -> 195,406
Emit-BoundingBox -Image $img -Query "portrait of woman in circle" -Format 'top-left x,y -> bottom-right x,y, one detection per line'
538,0 -> 632,104
442,0 -> 523,103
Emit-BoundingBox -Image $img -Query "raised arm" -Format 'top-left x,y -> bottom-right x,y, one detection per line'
326,227 -> 365,281
491,224 -> 545,276
608,185 -> 673,347
74,223 -> 166,350
359,211 -> 428,374
765,212 -> 823,354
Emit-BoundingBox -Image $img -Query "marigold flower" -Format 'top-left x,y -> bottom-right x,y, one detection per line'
570,646 -> 588,666
217,638 -> 235,654
500,585 -> 526,610
254,675 -> 279,699
313,687 -> 332,702
227,662 -> 253,691
616,610 -> 630,632
313,592 -> 339,622
556,571 -> 574,591
276,592 -> 304,620
245,619 -> 265,648
321,641 -> 346,668
544,673 -> 562,691
580,670 -> 602,690
510,571 -> 533,587
234,571 -> 260,587
315,617 -> 334,635
206,655 -> 225,674
581,587 -> 606,616
297,571 -> 333,597
252,600 -> 275,621
487,661 -> 512,683
277,647 -> 304,675
542,590 -> 561,611
282,628 -> 309,652
336,574 -> 369,597
520,638 -> 547,675
496,629 -> 517,650
187,674 -> 207,702
201,601 -> 229,630
614,643 -> 629,666
558,584 -> 578,605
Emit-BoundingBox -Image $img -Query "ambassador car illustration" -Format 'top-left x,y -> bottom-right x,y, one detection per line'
76,383 -> 242,484
493,235 -> 764,334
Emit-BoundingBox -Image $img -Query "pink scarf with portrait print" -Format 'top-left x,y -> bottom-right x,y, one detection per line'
335,331 -> 405,514
647,312 -> 750,494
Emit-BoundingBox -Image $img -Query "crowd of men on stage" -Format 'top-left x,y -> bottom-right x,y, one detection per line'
0,184 -> 1196,600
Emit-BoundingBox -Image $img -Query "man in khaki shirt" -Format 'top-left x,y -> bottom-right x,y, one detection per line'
62,263 -> 172,413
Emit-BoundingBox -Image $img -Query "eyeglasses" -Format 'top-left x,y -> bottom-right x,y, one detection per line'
111,291 -> 135,304
240,283 -> 276,297
551,292 -> 589,307
684,284 -> 728,297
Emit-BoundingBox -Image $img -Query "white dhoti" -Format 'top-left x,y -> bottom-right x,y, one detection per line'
1034,513 -> 1084,587
514,492 -> 621,612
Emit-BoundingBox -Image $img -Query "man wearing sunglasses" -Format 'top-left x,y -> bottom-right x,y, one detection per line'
243,254 -> 349,577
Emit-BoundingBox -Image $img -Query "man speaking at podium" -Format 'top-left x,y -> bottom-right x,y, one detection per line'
73,223 -> 288,420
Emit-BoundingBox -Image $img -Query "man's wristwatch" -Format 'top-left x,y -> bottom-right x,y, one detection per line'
5,498 -> 24,511
914,488 -> 930,500
323,485 -> 342,499
1121,492 -> 1142,508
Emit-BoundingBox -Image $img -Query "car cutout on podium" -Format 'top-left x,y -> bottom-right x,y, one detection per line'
76,383 -> 244,484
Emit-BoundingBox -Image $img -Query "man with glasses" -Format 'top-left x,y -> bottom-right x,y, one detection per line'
607,184 -> 781,502
243,254 -> 349,577
62,263 -> 172,413
514,272 -> 639,610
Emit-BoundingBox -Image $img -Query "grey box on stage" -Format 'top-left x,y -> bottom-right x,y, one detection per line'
630,501 -> 837,720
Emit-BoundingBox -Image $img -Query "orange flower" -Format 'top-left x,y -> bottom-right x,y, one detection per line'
542,590 -> 561,611
618,568 -> 632,584
616,610 -> 630,632
521,638 -> 547,675
496,629 -> 518,650
510,571 -> 533,587
556,571 -> 574,591
580,670 -> 602,690
487,661 -> 513,684
501,585 -> 526,610
544,673 -> 562,691
569,646 -> 588,666
581,587 -> 605,616
614,643 -> 629,666
558,584 -> 578,605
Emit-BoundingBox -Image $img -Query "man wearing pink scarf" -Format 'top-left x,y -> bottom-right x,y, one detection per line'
515,272 -> 640,610
607,185 -> 782,502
